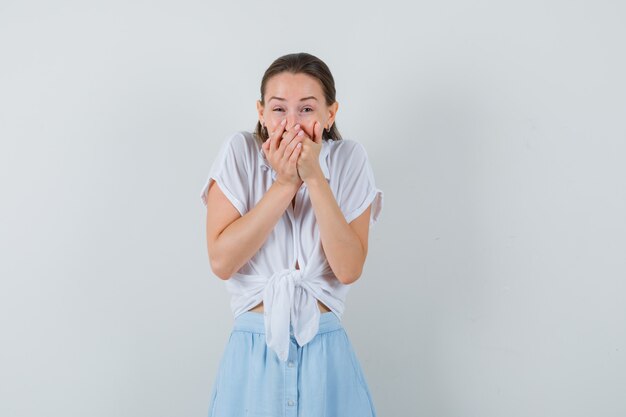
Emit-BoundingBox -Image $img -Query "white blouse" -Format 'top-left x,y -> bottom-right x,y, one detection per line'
200,130 -> 383,362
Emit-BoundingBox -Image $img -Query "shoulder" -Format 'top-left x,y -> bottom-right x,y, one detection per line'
329,138 -> 368,156
327,138 -> 370,169
208,131 -> 260,179
218,130 -> 260,165
223,130 -> 258,153
328,137 -> 362,152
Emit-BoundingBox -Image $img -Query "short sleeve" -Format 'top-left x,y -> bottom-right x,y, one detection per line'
336,141 -> 384,227
199,132 -> 250,216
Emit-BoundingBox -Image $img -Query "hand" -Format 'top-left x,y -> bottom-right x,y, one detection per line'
292,121 -> 325,182
262,118 -> 304,187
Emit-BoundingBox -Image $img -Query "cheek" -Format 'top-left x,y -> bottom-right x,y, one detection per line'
305,120 -> 321,133
266,115 -> 282,130
306,123 -> 316,135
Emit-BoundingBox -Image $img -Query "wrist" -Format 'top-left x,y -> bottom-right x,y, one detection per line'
304,171 -> 326,188
273,177 -> 301,193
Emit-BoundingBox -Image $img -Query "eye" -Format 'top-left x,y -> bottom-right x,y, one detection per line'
272,108 -> 284,112
302,107 -> 313,112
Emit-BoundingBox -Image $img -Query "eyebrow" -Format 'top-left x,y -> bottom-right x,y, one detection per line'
269,96 -> 318,102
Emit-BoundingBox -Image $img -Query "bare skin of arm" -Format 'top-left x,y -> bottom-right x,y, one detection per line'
293,121 -> 371,285
206,177 -> 371,284
307,175 -> 371,285
205,119 -> 304,280
205,179 -> 299,279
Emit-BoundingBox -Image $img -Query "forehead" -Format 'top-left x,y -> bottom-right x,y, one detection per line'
266,72 -> 323,99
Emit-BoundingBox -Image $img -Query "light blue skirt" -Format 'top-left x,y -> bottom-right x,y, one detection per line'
207,311 -> 377,417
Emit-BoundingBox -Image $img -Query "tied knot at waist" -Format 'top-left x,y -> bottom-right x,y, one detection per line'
262,268 -> 322,362
270,268 -> 304,286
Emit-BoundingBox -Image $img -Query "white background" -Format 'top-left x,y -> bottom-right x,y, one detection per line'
1,1 -> 625,416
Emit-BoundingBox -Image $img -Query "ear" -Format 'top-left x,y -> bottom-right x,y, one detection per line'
326,101 -> 339,129
256,100 -> 264,124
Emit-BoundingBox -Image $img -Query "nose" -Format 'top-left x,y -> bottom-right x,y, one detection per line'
285,114 -> 302,131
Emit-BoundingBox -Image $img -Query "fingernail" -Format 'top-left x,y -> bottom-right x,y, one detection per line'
281,119 -> 286,125
298,130 -> 304,136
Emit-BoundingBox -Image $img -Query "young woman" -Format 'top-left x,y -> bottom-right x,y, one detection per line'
200,52 -> 383,417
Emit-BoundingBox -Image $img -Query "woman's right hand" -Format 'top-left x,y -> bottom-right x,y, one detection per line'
262,118 -> 305,187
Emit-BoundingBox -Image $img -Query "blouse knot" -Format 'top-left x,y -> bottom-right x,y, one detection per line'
261,268 -> 321,362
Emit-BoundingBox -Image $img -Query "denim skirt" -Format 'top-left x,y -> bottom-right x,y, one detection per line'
207,311 -> 377,417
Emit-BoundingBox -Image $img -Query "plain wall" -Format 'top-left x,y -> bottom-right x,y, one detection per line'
1,0 -> 625,416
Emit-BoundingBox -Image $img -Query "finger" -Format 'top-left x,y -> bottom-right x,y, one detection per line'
282,130 -> 304,163
289,141 -> 302,166
278,123 -> 300,155
271,118 -> 286,152
295,128 -> 312,151
285,134 -> 304,159
314,121 -> 323,144
279,123 -> 298,149
270,118 -> 286,153
300,126 -> 312,142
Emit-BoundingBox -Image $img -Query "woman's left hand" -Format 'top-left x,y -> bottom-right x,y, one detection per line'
287,121 -> 325,182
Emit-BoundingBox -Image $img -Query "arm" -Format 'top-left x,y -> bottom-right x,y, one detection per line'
205,119 -> 305,280
306,174 -> 371,285
205,179 -> 299,280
